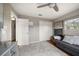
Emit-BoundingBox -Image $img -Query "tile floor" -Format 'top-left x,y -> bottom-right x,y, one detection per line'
18,41 -> 68,56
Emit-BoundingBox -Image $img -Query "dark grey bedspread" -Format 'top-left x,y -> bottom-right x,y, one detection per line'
55,39 -> 79,56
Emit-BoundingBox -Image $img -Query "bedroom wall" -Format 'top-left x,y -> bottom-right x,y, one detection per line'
54,9 -> 79,21
1,4 -> 17,42
54,9 -> 79,36
54,20 -> 79,36
0,4 -> 3,42
16,17 -> 53,45
1,4 -> 12,42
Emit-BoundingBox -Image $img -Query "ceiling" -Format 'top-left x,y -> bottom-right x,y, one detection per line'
11,3 -> 79,20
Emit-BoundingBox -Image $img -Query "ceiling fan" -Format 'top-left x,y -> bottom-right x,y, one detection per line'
37,3 -> 59,12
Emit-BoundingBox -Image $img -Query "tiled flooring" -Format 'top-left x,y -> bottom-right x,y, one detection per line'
18,41 -> 68,56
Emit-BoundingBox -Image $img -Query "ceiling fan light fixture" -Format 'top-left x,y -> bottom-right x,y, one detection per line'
49,3 -> 55,8
37,3 -> 59,12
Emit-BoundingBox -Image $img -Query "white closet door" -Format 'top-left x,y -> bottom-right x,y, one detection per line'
39,21 -> 53,41
22,19 -> 29,45
16,18 -> 29,45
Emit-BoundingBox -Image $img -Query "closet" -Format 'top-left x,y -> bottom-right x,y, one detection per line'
16,18 -> 29,45
29,20 -> 39,44
16,18 -> 53,46
39,20 -> 53,41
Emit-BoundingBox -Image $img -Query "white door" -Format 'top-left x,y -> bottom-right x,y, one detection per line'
16,18 -> 29,45
29,20 -> 39,44
39,21 -> 53,41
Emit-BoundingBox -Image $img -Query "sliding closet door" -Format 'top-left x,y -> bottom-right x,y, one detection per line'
29,20 -> 39,44
39,21 -> 53,41
22,19 -> 29,45
16,18 -> 29,45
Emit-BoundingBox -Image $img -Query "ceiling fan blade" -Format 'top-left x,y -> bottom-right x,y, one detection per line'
53,3 -> 59,12
37,3 -> 50,8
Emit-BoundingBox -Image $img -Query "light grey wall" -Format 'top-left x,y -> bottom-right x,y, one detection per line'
0,4 -> 3,42
1,4 -> 14,42
0,4 -> 3,23
2,4 -> 11,41
54,9 -> 79,22
54,9 -> 79,36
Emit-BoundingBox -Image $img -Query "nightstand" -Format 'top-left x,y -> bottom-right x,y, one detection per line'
49,36 -> 56,46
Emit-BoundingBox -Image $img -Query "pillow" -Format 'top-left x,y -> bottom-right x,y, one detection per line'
54,36 -> 61,40
73,36 -> 79,45
58,35 -> 64,41
63,36 -> 74,44
63,36 -> 70,43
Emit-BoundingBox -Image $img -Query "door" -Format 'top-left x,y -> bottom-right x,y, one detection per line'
29,20 -> 39,44
39,21 -> 53,41
11,20 -> 16,42
22,19 -> 29,45
16,18 -> 29,45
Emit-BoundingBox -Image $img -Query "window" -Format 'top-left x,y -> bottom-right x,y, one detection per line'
64,18 -> 79,35
64,18 -> 79,30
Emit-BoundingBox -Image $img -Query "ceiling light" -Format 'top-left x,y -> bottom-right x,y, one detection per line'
11,16 -> 16,20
